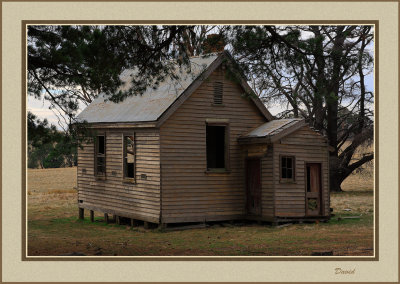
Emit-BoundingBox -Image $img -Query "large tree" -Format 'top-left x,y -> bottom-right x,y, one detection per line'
28,25 -> 374,191
229,25 -> 374,191
28,25 -> 224,127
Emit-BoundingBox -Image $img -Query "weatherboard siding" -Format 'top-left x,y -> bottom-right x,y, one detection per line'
159,67 -> 268,223
273,126 -> 330,217
77,128 -> 161,223
261,148 -> 275,219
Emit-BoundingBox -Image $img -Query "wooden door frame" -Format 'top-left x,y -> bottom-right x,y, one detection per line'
304,162 -> 323,216
245,157 -> 262,216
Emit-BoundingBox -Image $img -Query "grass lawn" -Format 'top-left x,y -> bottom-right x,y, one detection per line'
27,167 -> 374,256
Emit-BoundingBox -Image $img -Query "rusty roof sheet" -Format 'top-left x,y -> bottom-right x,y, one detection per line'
77,54 -> 219,123
244,118 -> 304,138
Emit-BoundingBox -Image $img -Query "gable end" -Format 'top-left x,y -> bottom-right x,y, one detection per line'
156,51 -> 273,127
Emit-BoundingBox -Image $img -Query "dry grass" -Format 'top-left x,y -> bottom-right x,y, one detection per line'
28,167 -> 77,194
341,143 -> 374,191
27,167 -> 374,257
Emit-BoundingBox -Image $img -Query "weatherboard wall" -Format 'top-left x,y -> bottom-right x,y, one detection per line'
261,147 -> 275,220
272,126 -> 330,217
77,128 -> 161,223
159,67 -> 268,223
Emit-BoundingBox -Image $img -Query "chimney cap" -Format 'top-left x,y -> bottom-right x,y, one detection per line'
202,34 -> 225,54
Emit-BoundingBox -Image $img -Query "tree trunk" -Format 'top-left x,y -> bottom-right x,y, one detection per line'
329,153 -> 342,192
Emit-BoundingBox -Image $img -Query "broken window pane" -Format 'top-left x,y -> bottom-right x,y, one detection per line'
124,135 -> 135,179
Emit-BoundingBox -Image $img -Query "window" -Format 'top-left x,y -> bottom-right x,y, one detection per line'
213,81 -> 223,105
280,156 -> 295,181
206,124 -> 229,171
95,135 -> 106,177
123,134 -> 135,181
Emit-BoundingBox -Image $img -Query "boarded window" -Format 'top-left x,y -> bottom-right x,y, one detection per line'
123,135 -> 135,180
206,125 -> 226,169
95,135 -> 106,176
280,156 -> 295,181
213,81 -> 223,104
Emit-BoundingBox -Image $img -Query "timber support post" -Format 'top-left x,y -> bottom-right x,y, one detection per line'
79,208 -> 84,220
90,210 -> 94,222
116,216 -> 121,225
104,213 -> 109,224
144,221 -> 149,229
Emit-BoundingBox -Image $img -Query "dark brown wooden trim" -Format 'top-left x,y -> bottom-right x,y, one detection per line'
225,123 -> 231,171
94,132 -> 106,179
7,0 -> 398,2
238,137 -> 271,145
271,145 -> 276,218
122,132 -> 136,183
279,154 -> 296,183
20,20 -> 26,262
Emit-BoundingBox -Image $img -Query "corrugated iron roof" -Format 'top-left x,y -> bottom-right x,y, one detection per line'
77,54 -> 219,123
244,118 -> 304,138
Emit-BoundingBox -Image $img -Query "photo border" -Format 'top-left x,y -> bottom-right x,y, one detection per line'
0,0 -> 397,282
21,19 -> 379,262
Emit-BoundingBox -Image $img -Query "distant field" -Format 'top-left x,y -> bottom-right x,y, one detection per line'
28,167 -> 77,194
27,166 -> 374,257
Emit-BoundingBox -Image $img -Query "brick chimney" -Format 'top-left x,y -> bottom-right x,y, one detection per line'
202,34 -> 225,54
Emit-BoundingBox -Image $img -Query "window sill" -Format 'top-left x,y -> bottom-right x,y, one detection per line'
205,169 -> 231,175
95,176 -> 106,181
211,103 -> 225,107
279,179 -> 296,184
123,178 -> 136,184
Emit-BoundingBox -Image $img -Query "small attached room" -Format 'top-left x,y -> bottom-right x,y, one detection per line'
238,118 -> 330,223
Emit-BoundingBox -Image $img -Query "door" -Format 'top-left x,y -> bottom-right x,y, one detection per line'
246,158 -> 261,215
306,163 -> 322,216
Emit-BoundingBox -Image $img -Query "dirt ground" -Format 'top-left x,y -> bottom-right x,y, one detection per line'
27,167 -> 374,257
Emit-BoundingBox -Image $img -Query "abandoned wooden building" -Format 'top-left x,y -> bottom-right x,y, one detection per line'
76,51 -> 330,226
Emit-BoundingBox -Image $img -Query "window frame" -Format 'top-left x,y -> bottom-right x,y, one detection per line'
122,133 -> 136,183
94,134 -> 106,179
205,121 -> 230,173
279,155 -> 296,183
